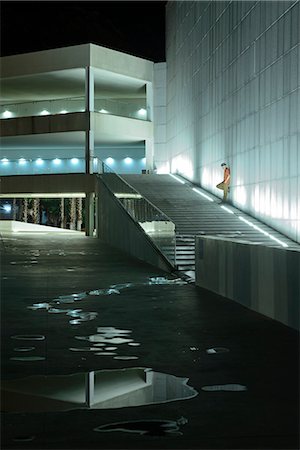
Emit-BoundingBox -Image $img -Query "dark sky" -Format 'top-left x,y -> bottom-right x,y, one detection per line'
1,1 -> 167,62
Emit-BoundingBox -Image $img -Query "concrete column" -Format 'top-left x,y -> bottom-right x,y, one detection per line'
146,82 -> 153,121
60,198 -> 64,228
76,197 -> 83,231
85,193 -> 95,236
85,66 -> 95,174
145,138 -> 154,172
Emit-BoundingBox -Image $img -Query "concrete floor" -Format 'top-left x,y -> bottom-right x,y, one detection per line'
1,231 -> 299,449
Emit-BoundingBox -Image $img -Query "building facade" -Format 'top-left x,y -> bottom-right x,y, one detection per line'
156,0 -> 300,243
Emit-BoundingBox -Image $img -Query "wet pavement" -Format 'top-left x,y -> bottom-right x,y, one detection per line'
1,231 -> 299,449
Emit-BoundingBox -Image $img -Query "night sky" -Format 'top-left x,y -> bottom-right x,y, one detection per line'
1,1 -> 167,62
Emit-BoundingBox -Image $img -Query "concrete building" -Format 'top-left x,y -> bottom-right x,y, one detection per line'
157,0 -> 300,244
1,2 -> 299,449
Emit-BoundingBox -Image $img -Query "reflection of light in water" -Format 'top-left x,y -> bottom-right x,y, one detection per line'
14,347 -> 35,352
10,356 -> 45,361
2,368 -> 198,412
11,335 -> 45,341
206,347 -> 230,354
201,384 -> 247,392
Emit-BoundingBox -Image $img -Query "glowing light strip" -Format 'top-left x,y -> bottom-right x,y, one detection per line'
221,205 -> 234,214
238,216 -> 288,247
169,174 -> 185,184
192,188 -> 214,202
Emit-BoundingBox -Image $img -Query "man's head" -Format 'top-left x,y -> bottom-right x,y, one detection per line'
221,162 -> 227,167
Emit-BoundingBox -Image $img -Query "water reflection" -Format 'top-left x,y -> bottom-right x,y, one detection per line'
201,384 -> 247,392
94,417 -> 188,436
2,368 -> 198,412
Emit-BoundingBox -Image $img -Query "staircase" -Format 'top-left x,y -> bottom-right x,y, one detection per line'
118,174 -> 298,279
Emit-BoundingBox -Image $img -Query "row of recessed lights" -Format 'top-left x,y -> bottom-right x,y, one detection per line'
169,173 -> 288,248
1,108 -> 147,118
1,157 -> 145,165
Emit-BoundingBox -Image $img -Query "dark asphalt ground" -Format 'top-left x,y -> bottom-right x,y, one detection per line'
1,232 -> 299,449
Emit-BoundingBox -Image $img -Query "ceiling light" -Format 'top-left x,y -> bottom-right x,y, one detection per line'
60,110 -> 68,114
1,158 -> 9,164
106,157 -> 114,165
53,158 -> 61,165
138,108 -> 147,116
36,158 -> 44,165
124,157 -> 133,164
99,109 -> 109,114
71,158 -> 79,164
40,110 -> 50,116
2,110 -> 13,118
18,158 -> 27,165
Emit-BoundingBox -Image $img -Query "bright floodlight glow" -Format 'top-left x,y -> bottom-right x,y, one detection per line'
142,157 -> 146,164
106,157 -> 114,165
221,205 -> 234,214
138,108 -> 147,116
238,216 -> 288,247
169,173 -> 185,184
71,158 -> 79,164
2,110 -> 13,118
53,158 -> 61,165
40,110 -> 50,116
99,109 -> 109,114
3,204 -> 12,213
192,187 -> 214,202
36,158 -> 44,165
1,158 -> 9,164
18,158 -> 27,165
60,110 -> 68,114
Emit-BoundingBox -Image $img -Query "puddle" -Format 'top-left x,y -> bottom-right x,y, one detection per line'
13,436 -> 35,442
113,356 -> 138,360
190,347 -> 199,351
11,335 -> 45,341
2,368 -> 198,413
69,347 -> 103,352
206,347 -> 230,354
27,303 -> 51,310
75,327 -> 136,351
201,384 -> 247,392
128,342 -> 141,347
89,288 -> 120,296
10,356 -> 45,362
148,277 -> 187,285
14,347 -> 35,352
94,417 -> 188,436
95,352 -> 117,356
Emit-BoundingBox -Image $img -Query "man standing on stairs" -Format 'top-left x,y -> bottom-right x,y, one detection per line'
216,163 -> 231,202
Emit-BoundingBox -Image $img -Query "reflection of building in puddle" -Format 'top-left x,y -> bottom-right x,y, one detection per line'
94,416 -> 188,436
2,367 -> 198,413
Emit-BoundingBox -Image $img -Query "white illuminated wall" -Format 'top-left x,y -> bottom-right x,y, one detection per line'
159,1 -> 300,243
153,63 -> 169,173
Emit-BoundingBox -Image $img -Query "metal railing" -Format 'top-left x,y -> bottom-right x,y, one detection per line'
99,162 -> 176,266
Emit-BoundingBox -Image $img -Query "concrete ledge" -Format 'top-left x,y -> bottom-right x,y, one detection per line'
195,236 -> 300,330
0,173 -> 96,196
0,220 -> 81,233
